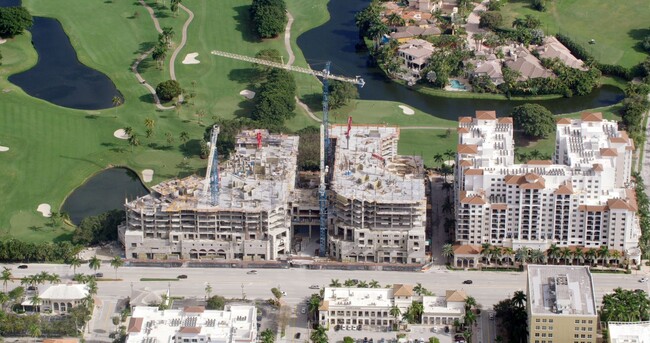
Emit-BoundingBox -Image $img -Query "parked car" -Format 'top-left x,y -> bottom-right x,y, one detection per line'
301,307 -> 306,314
27,286 -> 36,291
95,273 -> 103,278
281,291 -> 287,296
177,274 -> 188,279
295,333 -> 301,339
17,265 -> 28,269
247,270 -> 258,275
640,277 -> 648,283
309,284 -> 320,289
489,312 -> 495,320
462,280 -> 473,284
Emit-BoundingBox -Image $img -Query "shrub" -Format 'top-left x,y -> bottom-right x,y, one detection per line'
155,80 -> 182,101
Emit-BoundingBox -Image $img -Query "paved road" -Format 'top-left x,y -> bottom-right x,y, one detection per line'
3,263 -> 648,311
641,93 -> 650,196
465,0 -> 488,52
169,4 -> 195,81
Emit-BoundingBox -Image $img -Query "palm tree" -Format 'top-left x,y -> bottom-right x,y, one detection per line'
0,292 -> 9,310
123,126 -> 133,137
442,243 -> 454,265
144,118 -> 155,135
547,244 -> 560,265
179,131 -> 189,147
89,255 -> 101,273
29,294 -> 41,312
480,243 -> 492,265
110,256 -> 124,279
112,95 -> 122,114
68,256 -> 81,274
260,328 -> 275,343
573,248 -> 585,265
389,305 -> 401,322
512,290 -> 526,308
357,280 -> 369,288
464,310 -> 477,327
464,296 -> 477,311
329,279 -> 341,287
531,249 -> 545,264
585,248 -> 598,266
441,181 -> 453,193
611,250 -> 622,266
385,13 -> 405,28
411,301 -> 424,322
308,294 -> 321,319
414,283 -> 425,296
502,247 -> 515,266
560,247 -> 572,265
196,109 -> 206,126
344,279 -> 356,287
165,132 -> 175,145
204,283 -> 212,300
310,325 -> 328,343
490,246 -> 503,265
433,153 -> 444,167
128,133 -> 140,152
28,323 -> 41,342
515,247 -> 529,265
152,43 -> 167,69
47,273 -> 61,284
369,280 -> 380,288
444,149 -> 455,161
1,267 -> 12,292
598,246 -> 611,266
161,26 -> 175,47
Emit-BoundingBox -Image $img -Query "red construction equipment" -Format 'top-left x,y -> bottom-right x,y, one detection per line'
346,116 -> 352,139
256,131 -> 262,149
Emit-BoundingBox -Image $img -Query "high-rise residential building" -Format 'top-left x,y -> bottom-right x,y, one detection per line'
527,265 -> 597,343
454,111 -> 640,261
327,125 -> 427,264
120,129 -> 299,261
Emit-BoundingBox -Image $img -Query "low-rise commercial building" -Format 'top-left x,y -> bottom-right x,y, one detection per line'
421,290 -> 467,326
527,265 -> 597,343
608,321 -> 650,343
27,283 -> 89,314
127,305 -> 257,343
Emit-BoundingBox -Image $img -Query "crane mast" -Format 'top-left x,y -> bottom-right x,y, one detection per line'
210,50 -> 365,259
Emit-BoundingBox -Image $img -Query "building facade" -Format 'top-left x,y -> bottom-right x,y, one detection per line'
327,125 -> 427,264
127,305 -> 257,343
35,284 -> 89,314
527,265 -> 597,343
454,111 -> 640,260
120,129 -> 299,261
421,290 -> 467,326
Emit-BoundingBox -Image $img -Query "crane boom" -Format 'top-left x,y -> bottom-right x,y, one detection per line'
210,50 -> 365,87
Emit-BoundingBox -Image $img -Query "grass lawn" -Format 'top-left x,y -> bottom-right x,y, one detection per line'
500,0 -> 650,68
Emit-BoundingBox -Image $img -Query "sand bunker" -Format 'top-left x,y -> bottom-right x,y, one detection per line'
0,38 -> 6,45
0,146 -> 8,152
142,169 -> 154,183
113,129 -> 129,140
37,204 -> 52,217
182,52 -> 200,64
399,105 -> 415,115
240,90 -> 256,99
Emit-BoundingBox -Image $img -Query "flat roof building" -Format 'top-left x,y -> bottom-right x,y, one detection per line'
127,305 -> 257,343
120,129 -> 299,261
608,321 -> 650,343
455,111 -> 640,262
527,265 -> 597,343
327,125 -> 427,264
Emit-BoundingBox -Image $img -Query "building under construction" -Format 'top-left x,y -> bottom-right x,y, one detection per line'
327,125 -> 427,264
119,129 -> 299,260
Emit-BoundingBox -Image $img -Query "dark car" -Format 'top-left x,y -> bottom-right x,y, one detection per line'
462,280 -> 473,284
178,274 -> 188,279
247,270 -> 258,275
17,265 -> 28,269
27,286 -> 36,291
295,333 -> 301,339
95,273 -> 104,278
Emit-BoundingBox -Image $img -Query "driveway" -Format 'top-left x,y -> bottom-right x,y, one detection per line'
465,0 -> 489,52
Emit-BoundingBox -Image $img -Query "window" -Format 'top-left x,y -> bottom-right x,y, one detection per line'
131,243 -> 137,247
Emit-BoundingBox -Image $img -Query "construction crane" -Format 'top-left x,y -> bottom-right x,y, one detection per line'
204,125 -> 220,206
210,50 -> 365,257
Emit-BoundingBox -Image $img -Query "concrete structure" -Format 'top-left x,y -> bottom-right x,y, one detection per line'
421,290 -> 467,326
126,305 -> 257,343
526,265 -> 597,343
31,283 -> 88,314
454,111 -> 641,261
120,130 -> 299,261
130,287 -> 170,308
608,321 -> 650,343
327,125 -> 427,264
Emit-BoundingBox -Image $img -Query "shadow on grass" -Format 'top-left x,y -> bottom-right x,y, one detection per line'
53,232 -> 74,243
148,142 -> 173,150
59,155 -> 104,168
300,93 -> 322,110
85,114 -> 99,119
233,5 -> 260,43
180,139 -> 202,158
228,68 -> 257,84
629,28 -> 650,54
233,100 -> 256,119
139,93 -> 156,105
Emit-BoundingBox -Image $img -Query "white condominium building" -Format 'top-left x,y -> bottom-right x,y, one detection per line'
120,129 -> 299,261
327,125 -> 427,264
455,111 -> 640,260
126,305 -> 257,343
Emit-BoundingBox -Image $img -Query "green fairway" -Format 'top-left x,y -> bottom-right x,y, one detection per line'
500,0 -> 650,68
0,0 -> 635,242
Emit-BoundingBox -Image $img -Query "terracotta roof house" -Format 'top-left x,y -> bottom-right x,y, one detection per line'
390,25 -> 441,42
505,48 -> 553,81
398,39 -> 436,73
536,36 -> 586,70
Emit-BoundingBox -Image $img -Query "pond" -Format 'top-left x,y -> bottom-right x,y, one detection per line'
2,0 -> 122,110
61,168 -> 149,225
296,0 -> 624,120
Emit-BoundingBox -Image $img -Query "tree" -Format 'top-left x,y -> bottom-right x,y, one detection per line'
72,210 -> 125,245
254,49 -> 282,77
261,328 -> 275,343
161,26 -> 174,46
196,109 -> 206,126
308,293 -> 321,319
329,279 -> 341,287
29,294 -> 41,311
329,80 -> 359,109
179,131 -> 189,147
271,287 -> 283,302
165,132 -> 175,145
547,244 -> 560,264
344,279 -> 356,287
155,80 -> 182,102
206,295 -> 226,310
110,256 -> 123,279
601,288 -> 650,322
0,7 -> 33,38
479,11 -> 502,30
296,126 -> 320,171
152,43 -> 167,69
344,337 -> 355,343
144,118 -> 155,133
310,324 -> 328,343
369,280 -> 380,288
112,95 -> 122,114
385,12 -> 405,28
510,103 -> 554,139
67,256 -> 82,275
598,245 -> 611,266
560,247 -> 572,265
442,244 -> 454,264
205,283 -> 213,300
390,305 -> 401,322
128,133 -> 140,152
252,69 -> 296,125
1,267 -> 11,292
250,0 -> 287,38
47,273 -> 61,284
28,322 -> 41,342
89,255 -> 101,273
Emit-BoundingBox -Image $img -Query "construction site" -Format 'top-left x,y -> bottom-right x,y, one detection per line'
119,129 -> 299,261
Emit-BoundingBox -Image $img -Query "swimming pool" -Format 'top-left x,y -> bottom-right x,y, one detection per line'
450,79 -> 466,90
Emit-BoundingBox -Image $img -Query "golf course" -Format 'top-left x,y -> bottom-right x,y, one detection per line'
0,0 -> 645,242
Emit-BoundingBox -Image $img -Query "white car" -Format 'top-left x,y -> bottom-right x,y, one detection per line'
281,291 -> 287,296
301,307 -> 306,314
640,277 -> 648,283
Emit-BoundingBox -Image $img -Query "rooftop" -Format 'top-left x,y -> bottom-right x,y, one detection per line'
127,305 -> 256,343
527,265 -> 596,317
39,284 -> 88,300
322,287 -> 395,308
330,125 -> 425,203
608,321 -> 650,343
126,130 -> 298,213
